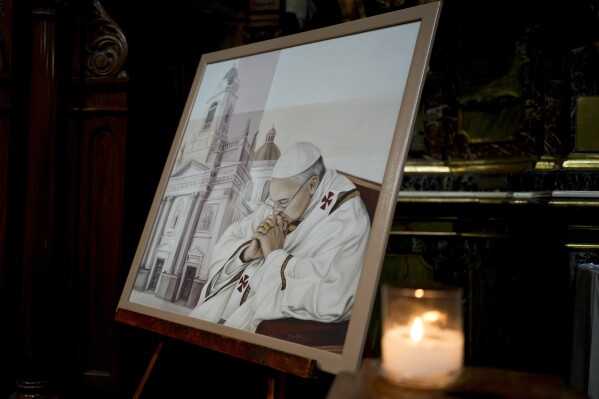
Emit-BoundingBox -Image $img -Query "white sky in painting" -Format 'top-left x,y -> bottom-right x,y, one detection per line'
188,21 -> 421,184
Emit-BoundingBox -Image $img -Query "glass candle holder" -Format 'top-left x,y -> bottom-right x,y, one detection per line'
380,282 -> 464,389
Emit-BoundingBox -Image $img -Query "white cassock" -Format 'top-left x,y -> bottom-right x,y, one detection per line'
189,168 -> 371,332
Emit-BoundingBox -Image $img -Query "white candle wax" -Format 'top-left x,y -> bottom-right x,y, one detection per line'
382,324 -> 464,380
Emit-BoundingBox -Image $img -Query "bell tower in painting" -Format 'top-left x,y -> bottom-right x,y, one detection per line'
178,63 -> 240,166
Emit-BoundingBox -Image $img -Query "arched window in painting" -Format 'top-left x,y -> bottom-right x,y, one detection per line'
202,102 -> 218,131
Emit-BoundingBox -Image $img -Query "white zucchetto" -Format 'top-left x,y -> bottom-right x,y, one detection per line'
271,141 -> 321,179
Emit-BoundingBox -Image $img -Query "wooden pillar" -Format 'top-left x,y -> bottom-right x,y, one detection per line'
14,1 -> 63,398
12,1 -> 129,397
67,1 -> 129,396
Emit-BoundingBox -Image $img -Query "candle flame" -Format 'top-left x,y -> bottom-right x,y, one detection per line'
410,317 -> 424,342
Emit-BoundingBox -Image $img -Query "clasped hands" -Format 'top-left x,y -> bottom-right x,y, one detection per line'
242,214 -> 288,262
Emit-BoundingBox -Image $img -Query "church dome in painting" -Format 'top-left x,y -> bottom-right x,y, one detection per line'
254,125 -> 280,161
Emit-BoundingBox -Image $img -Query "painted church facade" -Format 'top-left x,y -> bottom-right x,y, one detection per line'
132,63 -> 281,309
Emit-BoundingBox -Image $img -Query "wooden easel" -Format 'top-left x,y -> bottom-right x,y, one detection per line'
133,341 -> 163,399
116,308 -> 318,399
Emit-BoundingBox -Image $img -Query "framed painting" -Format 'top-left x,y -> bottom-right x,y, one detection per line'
117,2 -> 442,375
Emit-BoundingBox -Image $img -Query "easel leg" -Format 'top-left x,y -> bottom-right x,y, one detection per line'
133,341 -> 164,399
266,370 -> 286,399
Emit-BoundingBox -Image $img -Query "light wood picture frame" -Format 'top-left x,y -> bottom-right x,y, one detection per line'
117,2 -> 442,375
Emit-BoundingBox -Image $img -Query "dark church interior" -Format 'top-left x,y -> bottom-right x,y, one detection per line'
1,0 -> 598,398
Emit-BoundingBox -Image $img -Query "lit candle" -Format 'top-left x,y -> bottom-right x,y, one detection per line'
380,284 -> 464,387
382,314 -> 464,380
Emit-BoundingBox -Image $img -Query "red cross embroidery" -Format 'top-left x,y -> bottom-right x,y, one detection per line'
320,191 -> 334,210
237,274 -> 249,292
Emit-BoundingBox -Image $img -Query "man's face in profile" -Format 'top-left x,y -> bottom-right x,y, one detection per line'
268,176 -> 318,223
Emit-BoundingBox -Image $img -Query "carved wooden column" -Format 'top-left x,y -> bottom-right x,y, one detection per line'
7,0 -> 129,397
66,0 -> 128,396
13,0 -> 64,398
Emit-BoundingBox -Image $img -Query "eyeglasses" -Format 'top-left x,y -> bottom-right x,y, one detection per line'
265,178 -> 310,214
